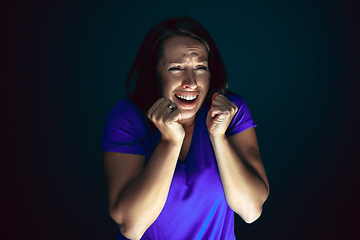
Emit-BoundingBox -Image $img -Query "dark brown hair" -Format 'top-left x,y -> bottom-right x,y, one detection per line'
126,16 -> 228,113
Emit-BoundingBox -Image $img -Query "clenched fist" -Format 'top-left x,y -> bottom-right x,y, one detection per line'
147,98 -> 185,143
206,93 -> 238,137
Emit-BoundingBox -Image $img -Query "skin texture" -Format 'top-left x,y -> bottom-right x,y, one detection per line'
156,36 -> 210,129
206,92 -> 269,222
101,36 -> 269,239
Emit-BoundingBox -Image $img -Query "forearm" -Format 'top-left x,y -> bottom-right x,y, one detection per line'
211,134 -> 269,223
111,140 -> 182,238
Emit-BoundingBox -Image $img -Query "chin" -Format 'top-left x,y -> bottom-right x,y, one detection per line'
180,110 -> 197,120
179,105 -> 204,120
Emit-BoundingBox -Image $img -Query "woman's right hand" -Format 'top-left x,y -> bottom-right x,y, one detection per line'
147,98 -> 185,143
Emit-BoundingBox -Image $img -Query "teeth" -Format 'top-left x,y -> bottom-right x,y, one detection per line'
176,94 -> 197,100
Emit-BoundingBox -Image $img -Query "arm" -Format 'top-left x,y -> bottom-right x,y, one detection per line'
207,93 -> 269,223
102,98 -> 184,239
210,128 -> 269,223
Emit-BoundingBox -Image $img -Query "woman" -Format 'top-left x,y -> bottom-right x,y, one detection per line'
101,16 -> 269,240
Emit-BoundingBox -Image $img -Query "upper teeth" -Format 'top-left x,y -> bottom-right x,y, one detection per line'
176,94 -> 197,100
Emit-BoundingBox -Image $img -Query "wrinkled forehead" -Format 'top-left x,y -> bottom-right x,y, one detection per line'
167,53 -> 208,64
161,36 -> 208,63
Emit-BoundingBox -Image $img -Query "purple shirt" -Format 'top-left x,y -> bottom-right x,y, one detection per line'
101,93 -> 256,240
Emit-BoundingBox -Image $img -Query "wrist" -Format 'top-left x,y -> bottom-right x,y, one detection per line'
160,137 -> 184,147
209,133 -> 227,144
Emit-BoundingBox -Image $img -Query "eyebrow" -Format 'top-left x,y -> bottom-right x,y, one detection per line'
168,60 -> 208,65
168,57 -> 208,64
167,52 -> 208,63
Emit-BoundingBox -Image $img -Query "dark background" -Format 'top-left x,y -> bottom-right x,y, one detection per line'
1,0 -> 359,239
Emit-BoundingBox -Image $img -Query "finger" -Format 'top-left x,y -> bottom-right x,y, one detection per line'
147,98 -> 165,118
209,106 -> 232,118
212,94 -> 232,105
167,109 -> 182,125
212,95 -> 238,113
211,98 -> 228,107
212,93 -> 233,104
212,92 -> 220,102
221,96 -> 237,110
211,99 -> 234,111
153,99 -> 174,121
157,99 -> 174,115
167,102 -> 177,112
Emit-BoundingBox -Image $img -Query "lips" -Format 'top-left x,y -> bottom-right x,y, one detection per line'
173,92 -> 200,108
175,94 -> 197,100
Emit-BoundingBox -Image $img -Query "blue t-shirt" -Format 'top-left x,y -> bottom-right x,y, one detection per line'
101,93 -> 256,240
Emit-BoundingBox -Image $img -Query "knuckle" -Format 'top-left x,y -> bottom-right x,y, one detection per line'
153,114 -> 160,122
230,106 -> 237,113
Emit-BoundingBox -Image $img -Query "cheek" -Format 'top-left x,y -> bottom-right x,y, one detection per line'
199,75 -> 210,94
157,72 -> 170,97
161,83 -> 172,97
160,74 -> 182,93
159,77 -> 176,97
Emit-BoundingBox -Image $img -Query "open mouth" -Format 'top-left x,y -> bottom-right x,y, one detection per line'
175,94 -> 198,104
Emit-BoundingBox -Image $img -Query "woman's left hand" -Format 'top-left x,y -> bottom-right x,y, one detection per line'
206,93 -> 238,137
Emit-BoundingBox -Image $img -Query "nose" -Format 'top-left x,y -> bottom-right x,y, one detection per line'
182,69 -> 197,89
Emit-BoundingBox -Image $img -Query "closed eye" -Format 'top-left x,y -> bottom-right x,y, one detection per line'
195,66 -> 209,71
168,66 -> 182,71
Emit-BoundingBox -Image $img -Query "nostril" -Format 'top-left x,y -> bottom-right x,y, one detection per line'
183,83 -> 197,89
182,77 -> 197,87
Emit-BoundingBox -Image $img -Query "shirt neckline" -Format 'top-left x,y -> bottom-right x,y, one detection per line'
178,113 -> 199,165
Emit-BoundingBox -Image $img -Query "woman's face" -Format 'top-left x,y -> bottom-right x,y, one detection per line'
156,36 -> 210,121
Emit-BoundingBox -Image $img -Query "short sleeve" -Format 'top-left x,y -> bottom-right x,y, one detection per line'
225,93 -> 257,137
100,100 -> 148,155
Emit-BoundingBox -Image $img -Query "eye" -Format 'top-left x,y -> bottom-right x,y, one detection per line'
195,66 -> 209,71
167,66 -> 182,71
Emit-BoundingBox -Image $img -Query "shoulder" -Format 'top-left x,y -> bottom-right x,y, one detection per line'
109,99 -> 142,116
103,99 -> 149,137
101,100 -> 149,154
107,100 -> 147,123
224,91 -> 257,136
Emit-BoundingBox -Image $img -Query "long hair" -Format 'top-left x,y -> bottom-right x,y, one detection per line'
126,16 -> 228,113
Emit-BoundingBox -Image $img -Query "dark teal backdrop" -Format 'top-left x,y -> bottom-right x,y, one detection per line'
2,0 -> 359,239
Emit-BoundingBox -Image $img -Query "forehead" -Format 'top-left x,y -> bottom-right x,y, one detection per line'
161,36 -> 208,63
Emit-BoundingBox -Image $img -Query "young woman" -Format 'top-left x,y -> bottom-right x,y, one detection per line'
101,16 -> 269,240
